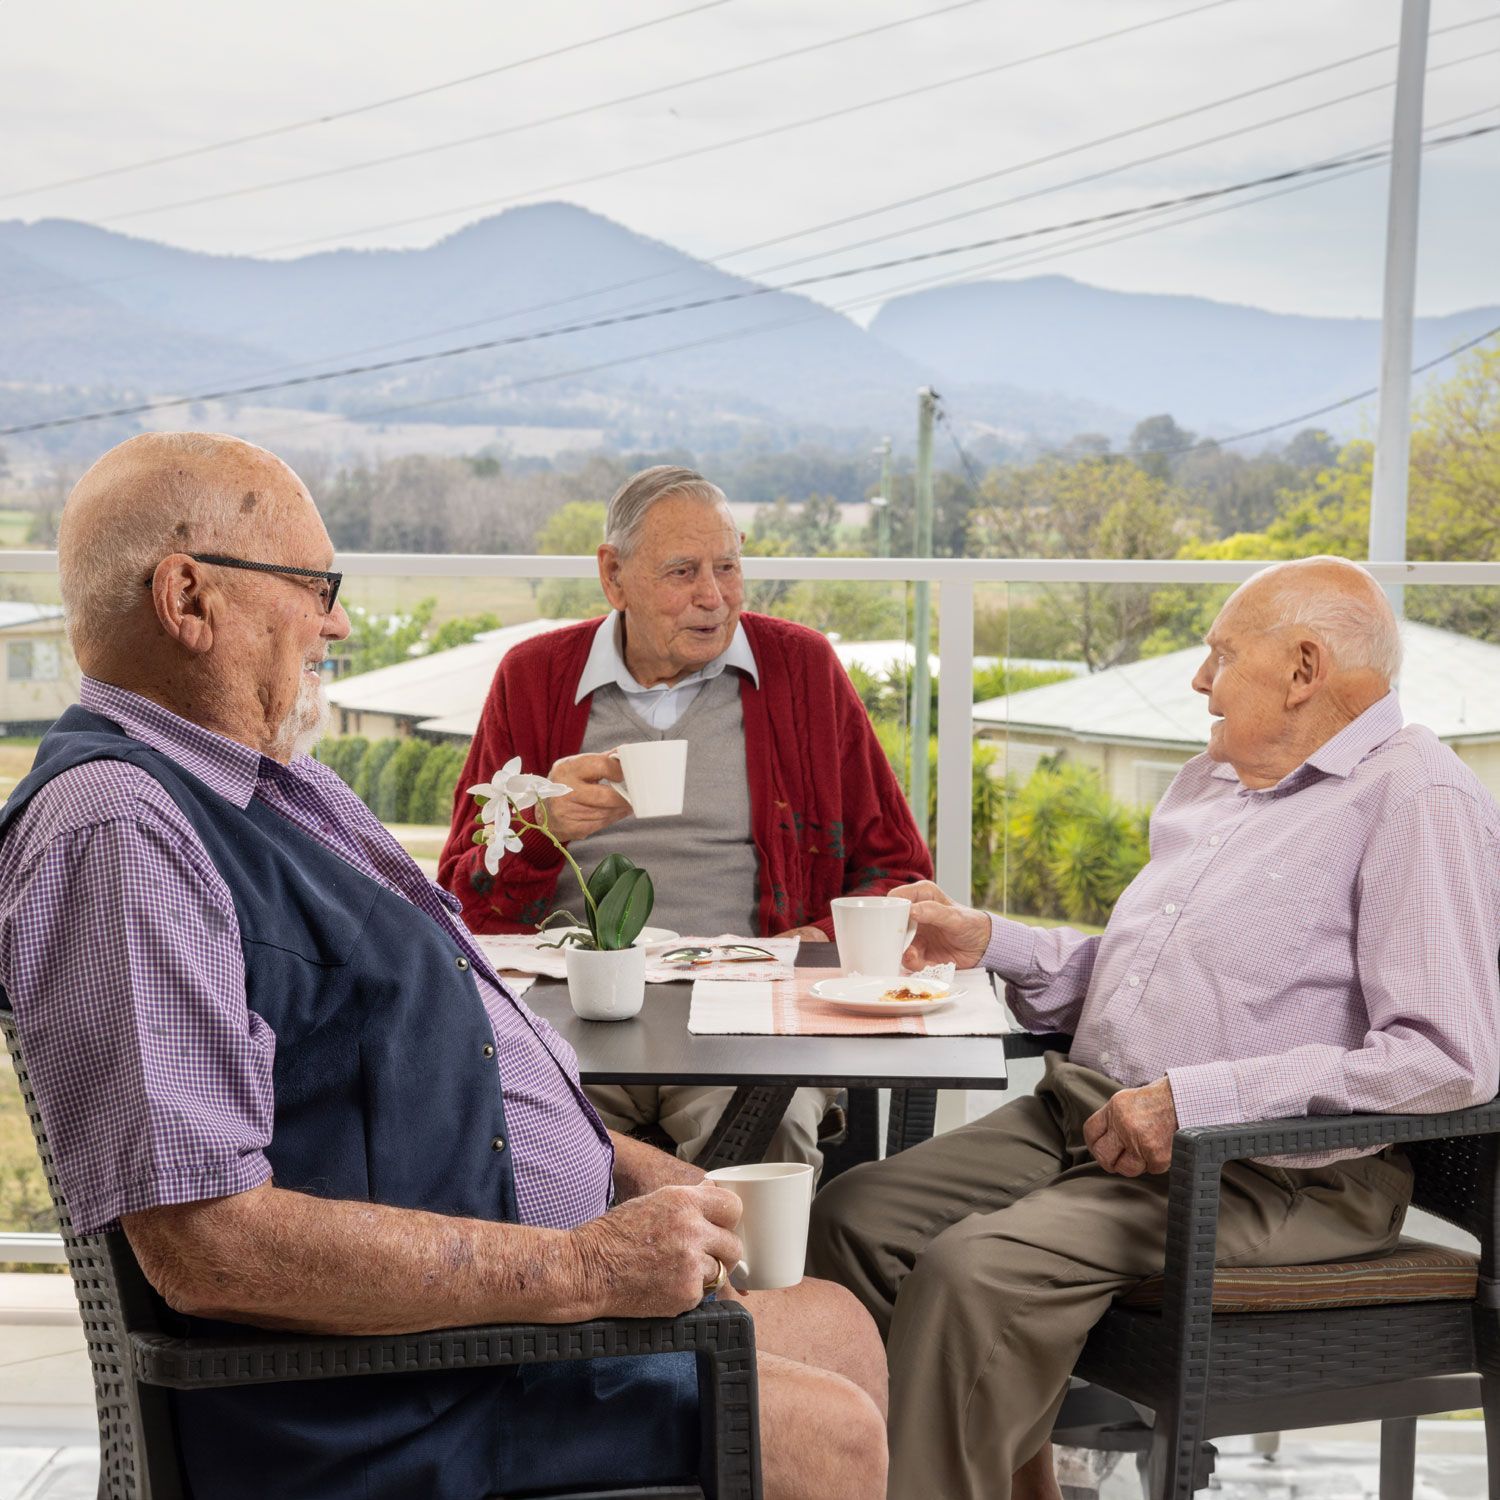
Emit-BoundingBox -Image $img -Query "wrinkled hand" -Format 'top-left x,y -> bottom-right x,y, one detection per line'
889,880 -> 991,971
781,925 -> 831,943
569,1184 -> 744,1319
536,753 -> 632,844
1082,1078 -> 1179,1176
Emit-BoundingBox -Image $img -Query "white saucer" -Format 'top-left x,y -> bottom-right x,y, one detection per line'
542,926 -> 680,950
809,976 -> 954,1016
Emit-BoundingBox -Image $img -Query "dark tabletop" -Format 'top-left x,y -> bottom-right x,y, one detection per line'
523,944 -> 1010,1091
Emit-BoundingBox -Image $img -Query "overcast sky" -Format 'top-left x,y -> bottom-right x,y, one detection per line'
3,0 -> 1496,321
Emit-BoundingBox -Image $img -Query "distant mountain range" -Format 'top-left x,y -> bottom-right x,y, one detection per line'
870,275 -> 1500,436
1,204 -> 1492,461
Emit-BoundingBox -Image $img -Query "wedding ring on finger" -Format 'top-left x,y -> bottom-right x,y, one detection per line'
702,1258 -> 729,1295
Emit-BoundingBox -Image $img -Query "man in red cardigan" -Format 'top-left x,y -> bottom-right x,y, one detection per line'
439,466 -> 932,1166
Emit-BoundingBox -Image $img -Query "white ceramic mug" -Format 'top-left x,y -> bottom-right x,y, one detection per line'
705,1162 -> 814,1291
831,895 -> 918,977
607,740 -> 688,819
564,943 -> 646,1021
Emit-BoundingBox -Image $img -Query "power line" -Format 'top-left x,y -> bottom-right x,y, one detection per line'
193,77 -> 1500,403
734,23 -> 1500,281
0,1 -> 742,204
826,102 -> 1500,314
96,0 -> 1003,225
7,124 -> 1497,440
1155,320 -> 1500,455
195,0 -> 1253,257
238,14 -> 1496,266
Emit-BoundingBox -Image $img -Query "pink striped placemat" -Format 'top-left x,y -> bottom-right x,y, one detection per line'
689,968 -> 1008,1036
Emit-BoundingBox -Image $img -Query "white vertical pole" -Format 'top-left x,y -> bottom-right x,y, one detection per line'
1367,0 -> 1431,616
934,577 -> 975,1137
934,579 -> 974,901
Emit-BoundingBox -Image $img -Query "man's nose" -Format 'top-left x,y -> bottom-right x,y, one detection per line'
691,569 -> 724,610
324,601 -> 352,642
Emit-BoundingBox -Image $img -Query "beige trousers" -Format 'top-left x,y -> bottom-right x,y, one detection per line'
587,1084 -> 838,1173
806,1055 -> 1413,1500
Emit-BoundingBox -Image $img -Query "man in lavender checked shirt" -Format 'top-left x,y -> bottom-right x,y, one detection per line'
808,556 -> 1500,1500
0,432 -> 887,1500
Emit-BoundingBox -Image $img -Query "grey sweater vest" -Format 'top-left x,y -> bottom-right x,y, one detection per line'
575,672 -> 760,938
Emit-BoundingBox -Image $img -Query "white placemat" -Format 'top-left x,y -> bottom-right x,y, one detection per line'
473,933 -> 799,984
688,967 -> 1010,1036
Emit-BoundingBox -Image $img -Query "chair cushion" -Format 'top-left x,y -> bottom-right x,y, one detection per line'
1120,1238 -> 1478,1313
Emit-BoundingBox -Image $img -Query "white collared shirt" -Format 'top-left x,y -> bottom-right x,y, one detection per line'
574,612 -> 760,730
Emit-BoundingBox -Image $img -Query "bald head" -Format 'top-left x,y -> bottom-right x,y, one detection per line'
58,431 -> 313,667
1225,556 -> 1402,686
1194,555 -> 1399,787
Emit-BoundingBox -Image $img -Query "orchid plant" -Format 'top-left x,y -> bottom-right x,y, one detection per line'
468,757 -> 655,952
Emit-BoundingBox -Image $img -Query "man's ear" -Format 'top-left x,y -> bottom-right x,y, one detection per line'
150,556 -> 216,656
597,545 -> 627,613
1285,633 -> 1329,707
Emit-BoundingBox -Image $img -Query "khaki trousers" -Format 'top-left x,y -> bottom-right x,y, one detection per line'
806,1055 -> 1413,1500
587,1084 -> 838,1173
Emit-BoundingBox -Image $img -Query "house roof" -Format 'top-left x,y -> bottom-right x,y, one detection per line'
972,620 -> 1500,747
828,639 -> 1083,680
324,618 -> 577,731
0,603 -> 64,631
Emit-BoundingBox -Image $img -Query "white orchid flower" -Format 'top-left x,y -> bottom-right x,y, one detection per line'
467,758 -> 572,815
504,771 -> 574,809
481,802 -> 525,874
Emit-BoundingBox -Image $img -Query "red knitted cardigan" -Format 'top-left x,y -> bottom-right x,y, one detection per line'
437,612 -> 932,937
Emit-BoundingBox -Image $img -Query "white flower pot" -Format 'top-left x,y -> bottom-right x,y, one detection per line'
565,943 -> 646,1021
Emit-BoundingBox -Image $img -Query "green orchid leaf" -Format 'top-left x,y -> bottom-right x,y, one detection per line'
593,866 -> 655,950
585,852 -> 636,911
617,869 -> 655,948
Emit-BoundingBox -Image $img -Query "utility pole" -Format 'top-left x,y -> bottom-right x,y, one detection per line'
871,437 -> 892,559
910,389 -> 938,830
1367,0 -> 1430,617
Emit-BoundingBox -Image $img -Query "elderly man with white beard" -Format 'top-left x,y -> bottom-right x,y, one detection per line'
0,432 -> 888,1500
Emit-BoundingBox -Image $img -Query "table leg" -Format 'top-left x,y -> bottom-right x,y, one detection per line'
693,1084 -> 799,1171
821,1087 -> 881,1182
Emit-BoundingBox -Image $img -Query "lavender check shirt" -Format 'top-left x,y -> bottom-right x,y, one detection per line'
984,693 -> 1500,1155
0,679 -> 614,1236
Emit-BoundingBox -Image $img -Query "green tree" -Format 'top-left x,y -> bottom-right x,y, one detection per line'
538,501 -> 609,618
971,456 -> 1188,669
1128,414 -> 1196,481
353,739 -> 401,808
1178,342 -> 1500,640
374,739 -> 433,823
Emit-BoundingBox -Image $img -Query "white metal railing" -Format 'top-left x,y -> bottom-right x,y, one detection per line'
0,1230 -> 67,1264
3,551 -> 1498,1265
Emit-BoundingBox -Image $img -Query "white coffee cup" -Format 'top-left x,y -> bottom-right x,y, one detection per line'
607,740 -> 688,819
705,1162 -> 814,1292
831,895 -> 918,976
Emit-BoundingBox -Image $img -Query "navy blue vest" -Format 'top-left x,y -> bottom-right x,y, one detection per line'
0,707 -> 532,1498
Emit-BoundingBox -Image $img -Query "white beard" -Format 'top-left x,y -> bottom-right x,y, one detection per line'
273,673 -> 331,761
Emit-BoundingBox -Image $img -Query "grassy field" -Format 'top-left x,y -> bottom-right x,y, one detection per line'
0,742 -> 38,805
340,574 -> 554,629
0,1054 -> 61,1270
0,511 -> 35,547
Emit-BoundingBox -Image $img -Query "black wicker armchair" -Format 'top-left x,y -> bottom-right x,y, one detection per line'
1070,1095 -> 1500,1499
1,1011 -> 761,1500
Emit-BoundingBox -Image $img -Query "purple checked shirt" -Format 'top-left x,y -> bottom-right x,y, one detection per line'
984,693 -> 1500,1158
0,678 -> 614,1236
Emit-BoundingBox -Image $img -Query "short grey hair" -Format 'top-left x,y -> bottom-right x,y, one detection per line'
1248,556 -> 1404,684
604,465 -> 728,559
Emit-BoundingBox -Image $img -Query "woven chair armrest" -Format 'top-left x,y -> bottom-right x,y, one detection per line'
1171,1097 -> 1500,1172
130,1297 -> 754,1390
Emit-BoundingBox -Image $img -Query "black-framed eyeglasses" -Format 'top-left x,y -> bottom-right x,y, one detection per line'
146,552 -> 343,615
